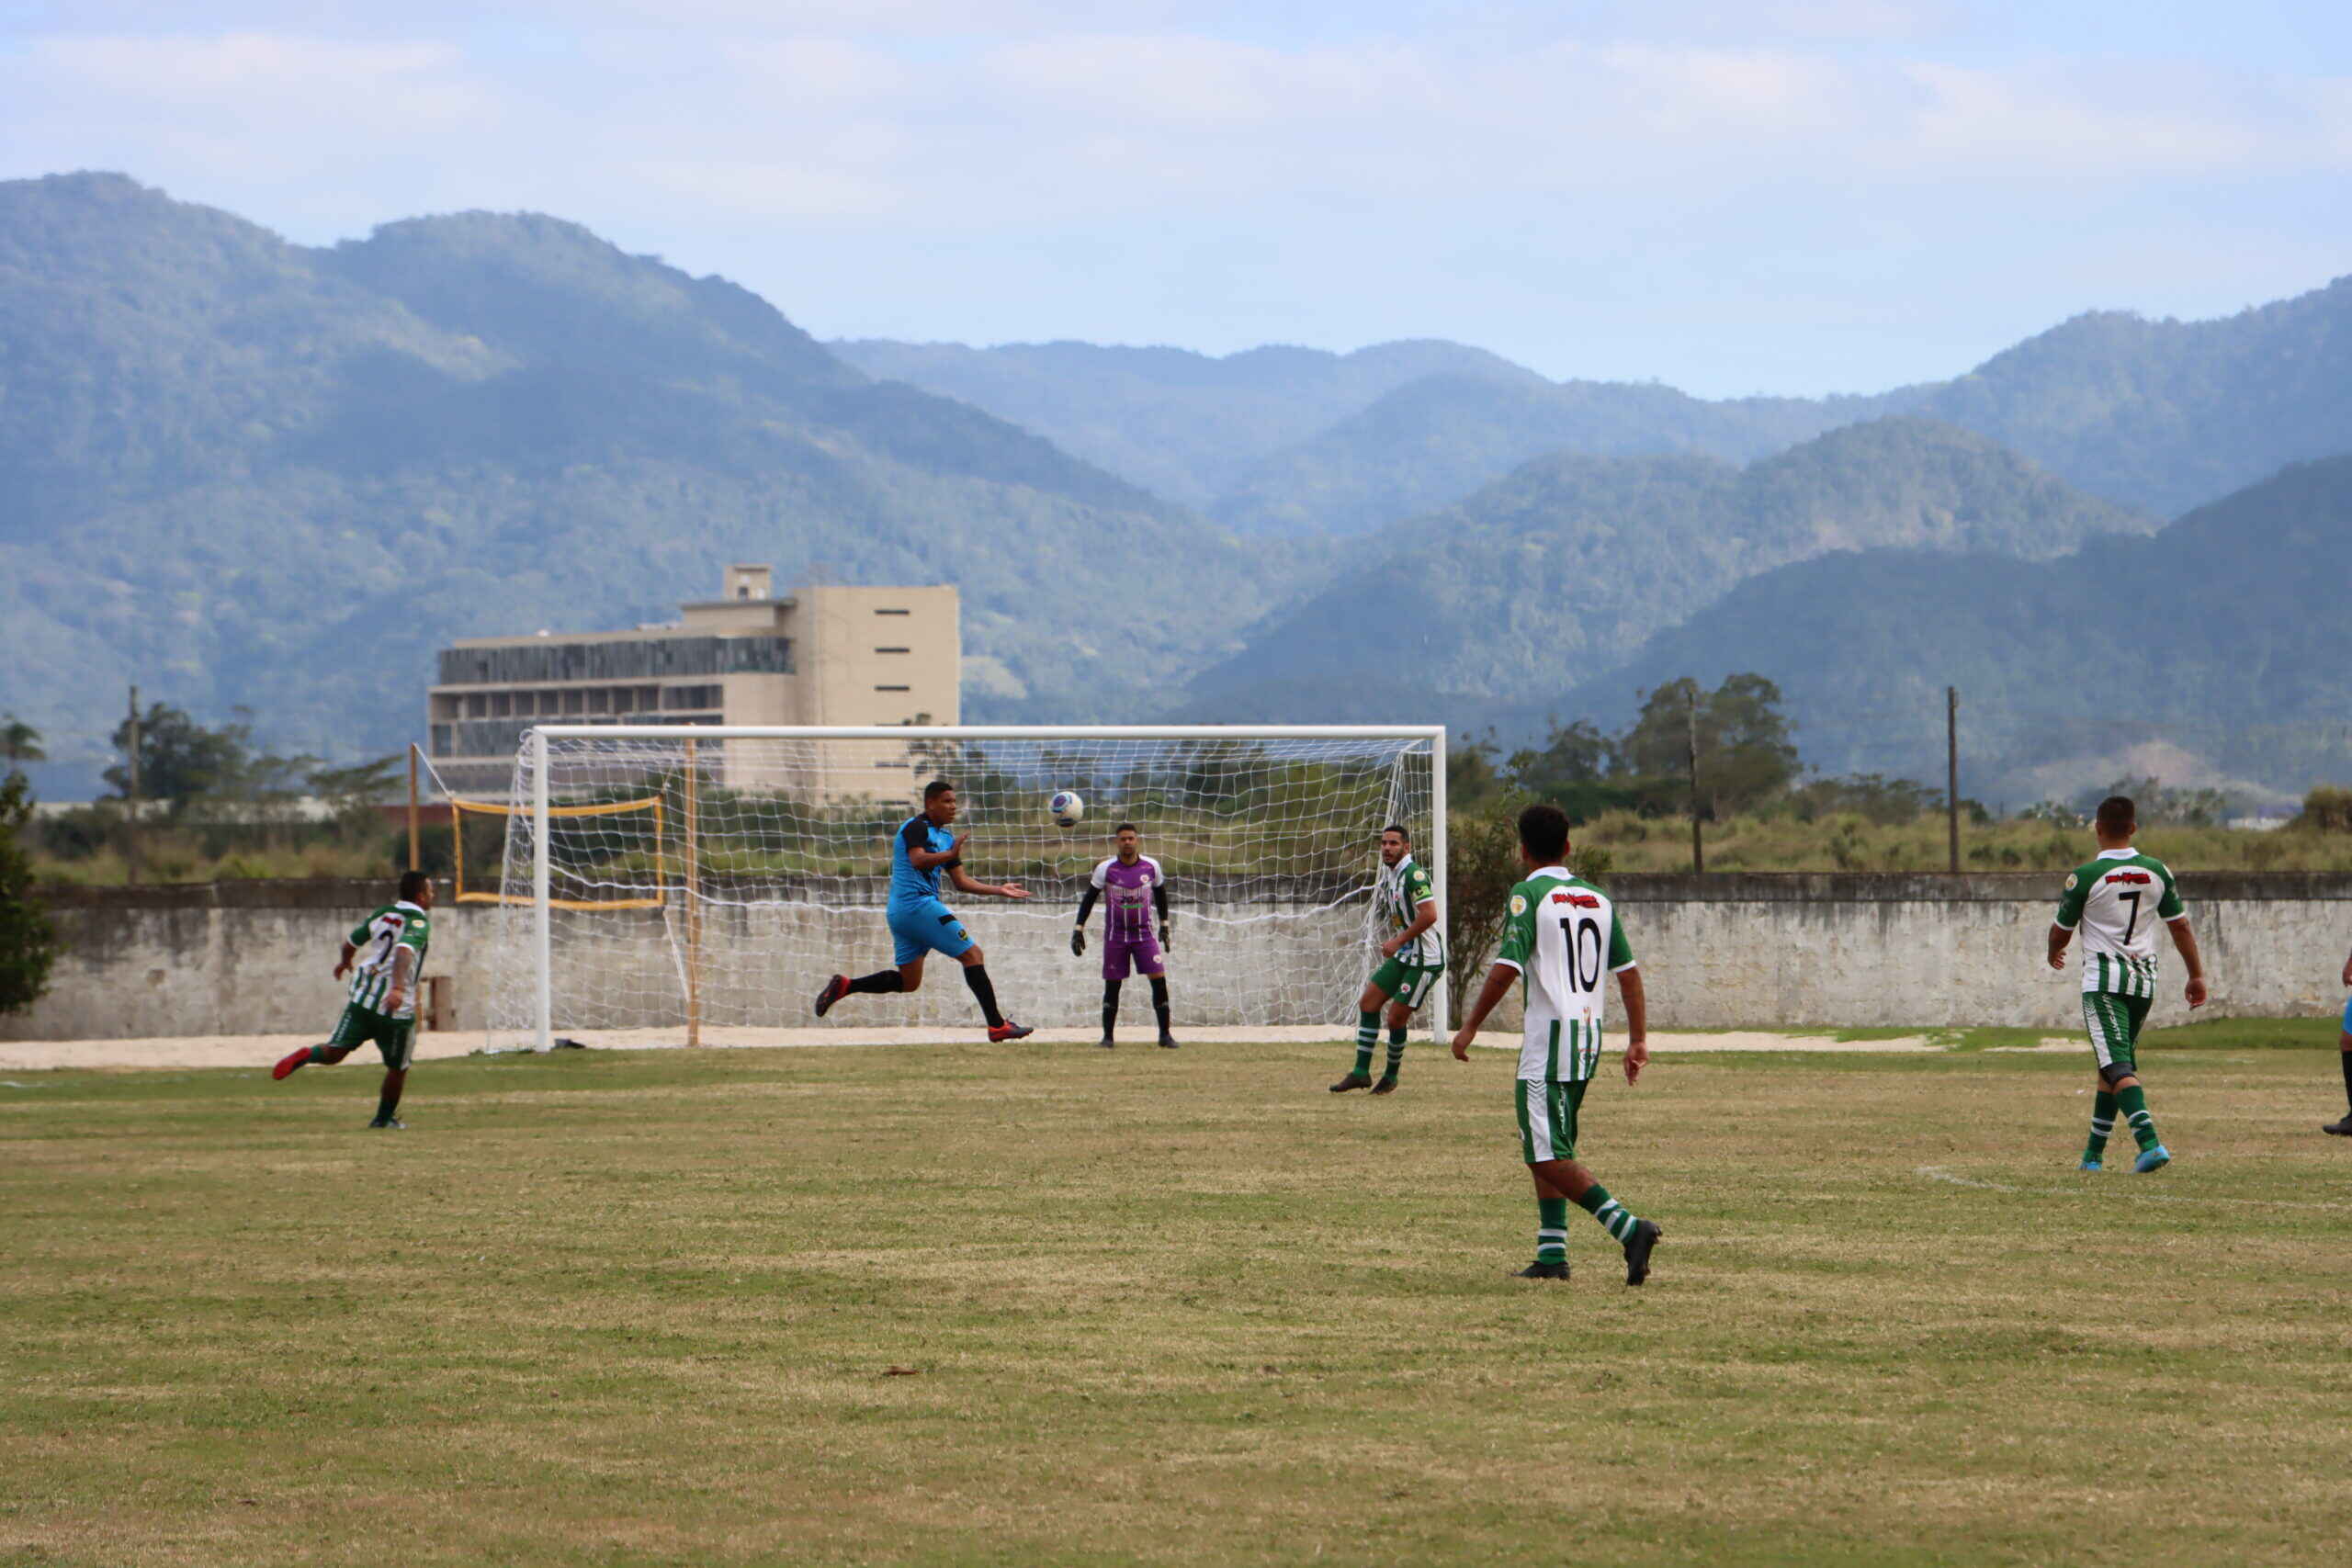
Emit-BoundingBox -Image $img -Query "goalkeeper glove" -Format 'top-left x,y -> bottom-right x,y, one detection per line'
1070,928 -> 1087,956
1159,918 -> 1172,951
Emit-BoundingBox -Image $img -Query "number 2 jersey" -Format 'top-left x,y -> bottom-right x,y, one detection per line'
2053,848 -> 2185,998
1494,867 -> 1635,1082
347,900 -> 431,1020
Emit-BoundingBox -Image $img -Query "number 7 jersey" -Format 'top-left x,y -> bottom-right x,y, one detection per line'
1494,866 -> 1636,1082
2053,848 -> 2185,998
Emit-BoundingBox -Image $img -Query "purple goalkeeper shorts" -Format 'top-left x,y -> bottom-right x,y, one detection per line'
1102,933 -> 1165,980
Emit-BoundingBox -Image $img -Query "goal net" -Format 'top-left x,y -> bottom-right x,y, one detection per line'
481,726 -> 1444,1050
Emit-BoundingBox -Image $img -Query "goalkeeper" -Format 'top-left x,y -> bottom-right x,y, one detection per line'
814,780 -> 1035,1042
1072,822 -> 1176,1049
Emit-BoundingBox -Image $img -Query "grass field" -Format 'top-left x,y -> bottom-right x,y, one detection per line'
6,1033 -> 2351,1566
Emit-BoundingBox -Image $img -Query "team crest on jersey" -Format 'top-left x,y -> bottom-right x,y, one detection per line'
2064,874 -> 2077,890
1509,894 -> 1528,916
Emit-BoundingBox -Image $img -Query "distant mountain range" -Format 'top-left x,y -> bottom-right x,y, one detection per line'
1184,418 -> 2153,720
7,171 -> 2350,802
1534,456 -> 2352,806
0,173 -> 1295,785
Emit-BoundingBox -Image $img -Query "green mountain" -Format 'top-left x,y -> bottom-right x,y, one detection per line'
1537,457 -> 2352,798
0,174 -> 1290,785
1184,418 -> 2153,718
1210,374 -> 1927,537
827,336 -> 1544,512
1915,277 -> 2352,519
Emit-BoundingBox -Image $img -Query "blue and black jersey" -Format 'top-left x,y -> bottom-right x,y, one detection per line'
889,814 -> 957,907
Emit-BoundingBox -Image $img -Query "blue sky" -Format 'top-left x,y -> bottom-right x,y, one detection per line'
3,1 -> 2346,396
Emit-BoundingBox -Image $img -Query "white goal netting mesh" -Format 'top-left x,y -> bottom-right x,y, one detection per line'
481,729 -> 1440,1047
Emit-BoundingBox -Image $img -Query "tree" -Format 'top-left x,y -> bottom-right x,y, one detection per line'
104,704 -> 312,813
0,716 -> 43,768
0,771 -> 59,1018
1618,673 -> 1799,816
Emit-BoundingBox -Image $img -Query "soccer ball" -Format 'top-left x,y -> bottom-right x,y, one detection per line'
1048,790 -> 1085,829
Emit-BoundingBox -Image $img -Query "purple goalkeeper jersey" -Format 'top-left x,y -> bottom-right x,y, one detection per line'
1090,854 -> 1164,942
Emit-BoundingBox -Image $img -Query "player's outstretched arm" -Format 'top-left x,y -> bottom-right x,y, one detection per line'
2341,942 -> 2352,989
1451,963 -> 1517,1060
2167,917 -> 2208,1008
1618,966 -> 1648,1084
947,862 -> 1028,900
2046,922 -> 2074,972
334,938 -> 358,979
383,944 -> 417,1018
1071,886 -> 1099,955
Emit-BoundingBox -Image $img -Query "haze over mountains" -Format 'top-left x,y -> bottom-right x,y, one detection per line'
6,171 -> 2350,802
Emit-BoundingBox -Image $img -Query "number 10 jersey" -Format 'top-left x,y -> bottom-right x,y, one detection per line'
1494,867 -> 1637,1083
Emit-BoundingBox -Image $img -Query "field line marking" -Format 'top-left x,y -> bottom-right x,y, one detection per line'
1917,1164 -> 2352,1212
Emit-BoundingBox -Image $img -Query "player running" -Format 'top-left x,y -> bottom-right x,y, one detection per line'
2047,795 -> 2207,1172
1330,823 -> 1444,1096
2325,941 -> 2352,1136
1072,822 -> 1176,1049
812,779 -> 1035,1042
1451,805 -> 1661,1285
271,871 -> 435,1129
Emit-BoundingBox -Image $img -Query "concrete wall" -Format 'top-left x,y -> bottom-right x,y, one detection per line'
10,873 -> 2350,1043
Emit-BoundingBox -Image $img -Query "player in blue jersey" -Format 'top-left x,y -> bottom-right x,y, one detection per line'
813,779 -> 1035,1041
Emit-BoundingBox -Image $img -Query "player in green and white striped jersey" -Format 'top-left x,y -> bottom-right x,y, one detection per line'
2047,796 -> 2207,1173
272,871 -> 435,1129
1450,804 -> 1660,1285
1329,824 -> 1445,1095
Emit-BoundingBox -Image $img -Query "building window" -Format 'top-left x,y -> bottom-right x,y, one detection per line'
588,688 -> 609,714
467,694 -> 488,718
492,693 -> 513,717
874,647 -> 910,654
564,689 -> 585,715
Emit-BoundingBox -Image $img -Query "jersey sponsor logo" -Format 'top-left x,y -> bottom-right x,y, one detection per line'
1550,891 -> 1601,908
2103,871 -> 2154,886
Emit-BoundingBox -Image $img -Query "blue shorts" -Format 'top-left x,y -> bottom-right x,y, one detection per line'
888,897 -> 975,966
2341,993 -> 2352,1035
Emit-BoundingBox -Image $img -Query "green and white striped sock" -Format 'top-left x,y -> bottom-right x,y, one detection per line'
1536,1197 -> 1568,1265
2118,1085 -> 2160,1152
1576,1184 -> 1642,1243
1353,1012 -> 1379,1076
2086,1089 -> 2117,1161
1383,1025 -> 1407,1079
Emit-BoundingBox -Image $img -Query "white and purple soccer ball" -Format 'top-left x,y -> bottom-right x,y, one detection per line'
1048,790 -> 1085,829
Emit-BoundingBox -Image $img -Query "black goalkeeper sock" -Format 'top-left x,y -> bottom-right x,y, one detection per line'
1102,979 -> 1123,1038
2341,1047 -> 2351,1111
1149,976 -> 1170,1033
963,964 -> 1005,1028
845,969 -> 904,995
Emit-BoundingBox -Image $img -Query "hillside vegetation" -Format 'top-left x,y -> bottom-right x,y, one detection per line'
1188,418 -> 2150,718
0,174 -> 1292,784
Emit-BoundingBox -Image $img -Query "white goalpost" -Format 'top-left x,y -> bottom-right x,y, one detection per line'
481,725 -> 1447,1052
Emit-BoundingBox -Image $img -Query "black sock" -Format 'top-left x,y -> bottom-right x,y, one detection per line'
1102,979 -> 1123,1038
2341,1049 -> 2351,1111
963,964 -> 1004,1028
375,1089 -> 401,1122
845,969 -> 903,995
1149,976 -> 1170,1033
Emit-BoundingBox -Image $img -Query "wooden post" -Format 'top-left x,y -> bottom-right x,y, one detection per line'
684,737 -> 702,1049
125,684 -> 142,885
1685,685 -> 1704,874
1946,686 -> 1961,875
407,743 -> 421,872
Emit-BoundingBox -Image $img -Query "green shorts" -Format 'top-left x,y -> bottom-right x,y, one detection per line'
1516,1077 -> 1589,1164
328,1003 -> 416,1071
2083,990 -> 2153,1083
1369,956 -> 1444,1010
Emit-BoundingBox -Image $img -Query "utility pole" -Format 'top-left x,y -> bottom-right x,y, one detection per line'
125,684 -> 142,885
1686,684 -> 1704,874
1946,685 -> 1961,875
407,742 -> 421,873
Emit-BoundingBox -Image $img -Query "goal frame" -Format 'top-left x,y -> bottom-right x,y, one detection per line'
519,723 -> 1448,1051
